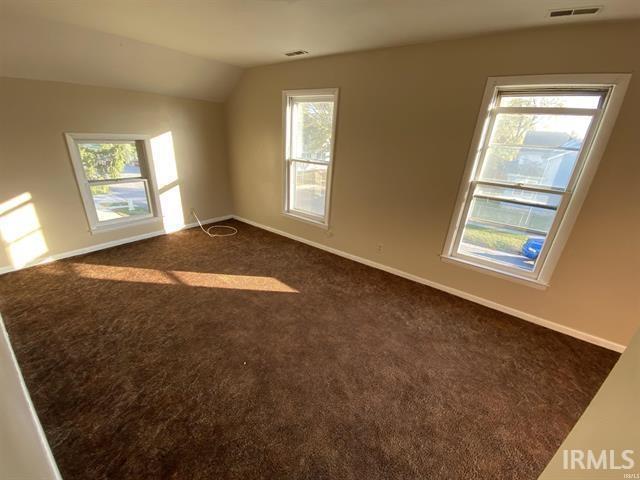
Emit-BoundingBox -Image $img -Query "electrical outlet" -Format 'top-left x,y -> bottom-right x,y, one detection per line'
377,243 -> 383,253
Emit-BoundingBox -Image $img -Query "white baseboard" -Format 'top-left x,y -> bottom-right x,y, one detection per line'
0,214 -> 233,275
0,212 -> 625,352
233,216 -> 626,353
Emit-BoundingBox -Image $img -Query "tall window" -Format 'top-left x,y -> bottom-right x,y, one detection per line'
283,89 -> 338,226
443,75 -> 629,286
65,133 -> 160,232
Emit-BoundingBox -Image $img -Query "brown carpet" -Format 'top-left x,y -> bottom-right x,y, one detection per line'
0,220 -> 619,480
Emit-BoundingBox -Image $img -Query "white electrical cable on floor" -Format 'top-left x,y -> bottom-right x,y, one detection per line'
191,209 -> 238,237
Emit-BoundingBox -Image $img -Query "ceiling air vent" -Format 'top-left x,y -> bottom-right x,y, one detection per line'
285,50 -> 309,57
549,6 -> 601,17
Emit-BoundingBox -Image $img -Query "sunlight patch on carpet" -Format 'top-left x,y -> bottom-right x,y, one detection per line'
67,263 -> 298,292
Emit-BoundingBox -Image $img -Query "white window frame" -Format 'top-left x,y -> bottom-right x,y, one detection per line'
442,74 -> 630,288
282,88 -> 339,228
65,133 -> 163,233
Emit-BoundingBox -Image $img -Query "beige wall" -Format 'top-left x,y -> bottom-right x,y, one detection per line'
0,77 -> 233,271
226,21 -> 640,347
0,314 -> 61,480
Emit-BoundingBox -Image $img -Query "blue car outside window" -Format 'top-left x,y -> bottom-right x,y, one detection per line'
522,238 -> 544,260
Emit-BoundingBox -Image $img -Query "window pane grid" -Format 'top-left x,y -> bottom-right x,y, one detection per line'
468,184 -> 562,224
442,77 -> 625,284
492,106 -> 599,116
457,185 -> 561,272
472,182 -> 566,209
86,177 -> 145,186
476,108 -> 594,190
497,90 -> 606,109
472,179 -> 569,195
482,143 -> 581,152
284,89 -> 337,224
67,135 -> 157,231
464,218 -> 550,236
452,86 -> 608,276
288,158 -> 329,166
472,194 -> 559,211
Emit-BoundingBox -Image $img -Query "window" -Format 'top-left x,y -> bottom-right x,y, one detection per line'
283,89 -> 338,226
65,133 -> 161,232
443,74 -> 630,286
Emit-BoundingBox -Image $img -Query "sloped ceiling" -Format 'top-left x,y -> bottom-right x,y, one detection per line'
0,14 -> 242,102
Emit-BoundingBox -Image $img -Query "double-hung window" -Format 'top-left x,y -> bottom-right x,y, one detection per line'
443,74 -> 630,286
65,133 -> 161,232
283,89 -> 339,226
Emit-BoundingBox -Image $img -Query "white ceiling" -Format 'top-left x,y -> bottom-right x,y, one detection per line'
3,0 -> 640,67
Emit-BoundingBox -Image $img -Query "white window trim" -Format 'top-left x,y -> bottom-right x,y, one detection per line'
442,73 -> 631,288
282,88 -> 339,228
65,132 -> 163,233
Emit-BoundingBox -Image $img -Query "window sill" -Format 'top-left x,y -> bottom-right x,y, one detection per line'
281,211 -> 329,229
90,216 -> 162,234
440,255 -> 549,290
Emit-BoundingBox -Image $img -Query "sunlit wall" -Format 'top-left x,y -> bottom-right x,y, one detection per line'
150,131 -> 185,233
0,193 -> 49,269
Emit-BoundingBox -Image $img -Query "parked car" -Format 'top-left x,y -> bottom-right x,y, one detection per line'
522,237 -> 544,260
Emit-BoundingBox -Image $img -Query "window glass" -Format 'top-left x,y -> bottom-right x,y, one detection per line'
489,114 -> 592,148
290,161 -> 328,217
498,94 -> 602,109
291,100 -> 334,162
78,142 -> 141,180
479,146 -> 580,189
480,113 -> 592,189
90,182 -> 151,222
